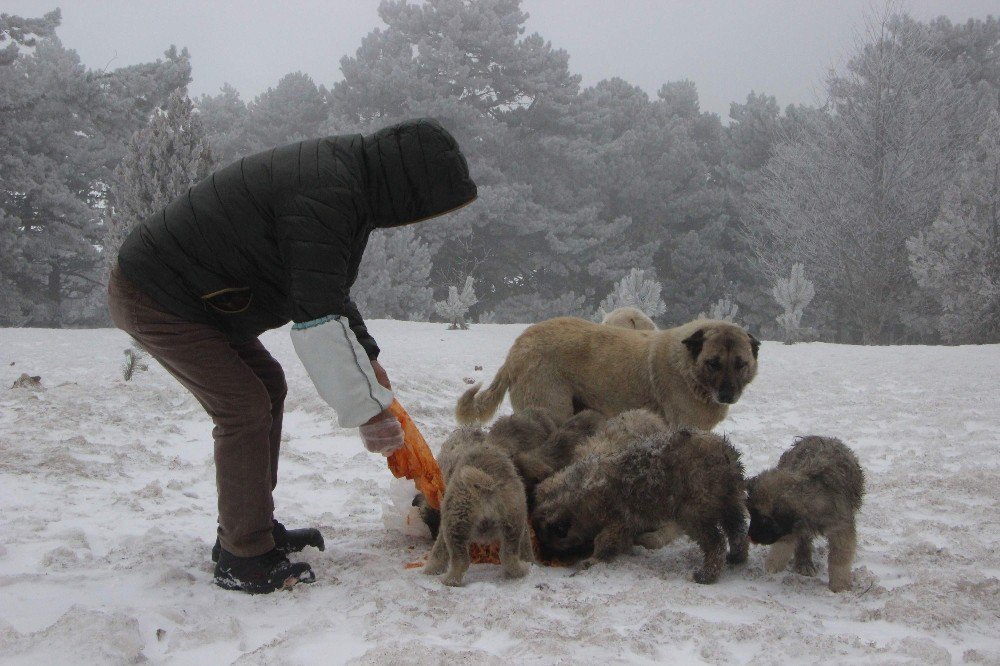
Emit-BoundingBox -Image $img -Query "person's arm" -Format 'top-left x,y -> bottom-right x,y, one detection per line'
277,191 -> 398,444
343,296 -> 380,360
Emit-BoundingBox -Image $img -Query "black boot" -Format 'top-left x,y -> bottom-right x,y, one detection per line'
212,520 -> 325,563
213,547 -> 315,594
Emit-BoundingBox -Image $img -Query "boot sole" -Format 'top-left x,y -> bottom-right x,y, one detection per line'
213,569 -> 316,594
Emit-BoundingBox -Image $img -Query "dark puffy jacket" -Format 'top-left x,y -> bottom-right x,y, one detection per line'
117,118 -> 477,358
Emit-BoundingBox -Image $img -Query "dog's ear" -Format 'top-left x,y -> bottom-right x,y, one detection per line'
747,332 -> 761,359
682,328 -> 706,358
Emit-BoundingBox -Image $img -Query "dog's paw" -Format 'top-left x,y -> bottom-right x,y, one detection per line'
727,544 -> 749,565
692,568 -> 720,585
442,575 -> 466,587
828,572 -> 852,593
503,561 -> 530,579
794,560 -> 818,577
422,561 -> 447,576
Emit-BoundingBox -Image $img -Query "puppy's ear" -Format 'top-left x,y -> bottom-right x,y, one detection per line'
747,332 -> 761,359
682,328 -> 706,358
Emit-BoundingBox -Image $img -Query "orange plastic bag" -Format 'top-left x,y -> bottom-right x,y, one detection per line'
386,400 -> 445,510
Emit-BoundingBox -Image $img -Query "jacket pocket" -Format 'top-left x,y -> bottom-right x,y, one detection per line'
201,287 -> 253,314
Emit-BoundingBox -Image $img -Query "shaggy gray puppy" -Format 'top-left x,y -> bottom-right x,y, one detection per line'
747,435 -> 865,592
533,423 -> 748,583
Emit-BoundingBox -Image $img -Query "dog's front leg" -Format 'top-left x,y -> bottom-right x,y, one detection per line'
581,523 -> 631,570
422,532 -> 449,576
826,523 -> 856,592
764,536 -> 796,574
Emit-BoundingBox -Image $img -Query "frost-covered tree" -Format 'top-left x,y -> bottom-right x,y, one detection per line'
249,72 -> 330,149
907,111 -> 1000,344
105,90 -> 214,272
772,263 -> 815,345
353,226 -> 434,321
597,268 -> 666,322
747,12 -> 987,343
701,296 -> 739,323
0,9 -> 60,66
435,276 -> 478,329
196,84 -> 255,164
492,291 -> 590,324
0,13 -> 190,326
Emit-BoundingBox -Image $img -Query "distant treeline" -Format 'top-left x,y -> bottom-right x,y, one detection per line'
1,3 -> 997,343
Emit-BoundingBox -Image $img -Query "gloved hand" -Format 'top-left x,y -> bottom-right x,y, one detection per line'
359,410 -> 404,456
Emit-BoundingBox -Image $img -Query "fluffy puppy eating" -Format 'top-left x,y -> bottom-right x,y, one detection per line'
422,427 -> 533,586
490,408 -> 606,499
747,435 -> 865,592
532,423 -> 748,583
572,408 -> 665,461
414,409 -> 607,536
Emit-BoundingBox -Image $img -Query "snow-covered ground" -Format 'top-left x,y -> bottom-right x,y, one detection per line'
1,322 -> 998,665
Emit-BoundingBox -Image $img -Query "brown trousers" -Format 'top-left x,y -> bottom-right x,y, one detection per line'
108,265 -> 285,557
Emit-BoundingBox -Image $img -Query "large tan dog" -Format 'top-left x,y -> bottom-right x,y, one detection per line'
457,317 -> 759,430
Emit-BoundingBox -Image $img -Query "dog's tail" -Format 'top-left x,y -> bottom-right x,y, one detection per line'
456,363 -> 511,424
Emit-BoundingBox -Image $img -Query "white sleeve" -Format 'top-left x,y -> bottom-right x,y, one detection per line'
290,315 -> 394,428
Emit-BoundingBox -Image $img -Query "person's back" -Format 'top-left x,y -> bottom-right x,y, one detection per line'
119,120 -> 475,348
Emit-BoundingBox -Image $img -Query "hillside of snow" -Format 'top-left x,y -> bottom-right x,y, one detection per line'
1,322 -> 998,664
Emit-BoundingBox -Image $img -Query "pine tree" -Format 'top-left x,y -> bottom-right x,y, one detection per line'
772,263 -> 815,344
196,84 -> 255,164
0,18 -> 190,326
329,0 -> 585,315
104,89 -> 214,272
435,276 -> 478,329
907,111 -> 1000,343
492,291 -> 590,324
597,268 -> 666,321
352,226 -> 434,321
747,12 -> 987,343
249,72 -> 329,148
0,10 -> 60,66
701,296 -> 739,323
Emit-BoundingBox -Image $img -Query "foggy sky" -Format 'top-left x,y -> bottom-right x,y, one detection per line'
4,0 -> 996,119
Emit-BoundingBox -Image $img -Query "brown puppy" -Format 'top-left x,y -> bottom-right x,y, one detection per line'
485,408 -> 559,494
601,306 -> 657,330
747,436 -> 865,592
532,427 -> 749,583
456,317 -> 759,430
490,409 -> 606,496
573,409 -> 666,461
422,428 -> 533,586
413,409 -> 606,537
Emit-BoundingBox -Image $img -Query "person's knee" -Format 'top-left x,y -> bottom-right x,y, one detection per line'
259,360 -> 288,405
214,385 -> 274,432
271,371 -> 288,405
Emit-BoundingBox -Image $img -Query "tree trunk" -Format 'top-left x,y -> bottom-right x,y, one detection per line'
47,265 -> 63,328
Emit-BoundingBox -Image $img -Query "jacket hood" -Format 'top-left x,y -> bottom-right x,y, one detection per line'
362,118 -> 478,228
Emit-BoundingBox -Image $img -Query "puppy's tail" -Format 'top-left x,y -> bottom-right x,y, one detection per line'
456,364 -> 510,424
